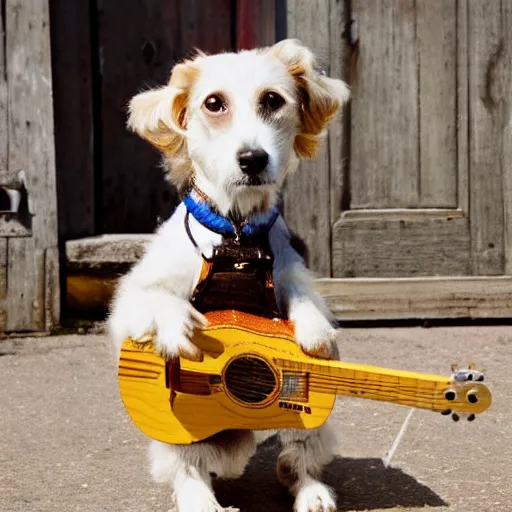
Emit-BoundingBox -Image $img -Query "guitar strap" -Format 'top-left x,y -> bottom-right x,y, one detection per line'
183,190 -> 282,319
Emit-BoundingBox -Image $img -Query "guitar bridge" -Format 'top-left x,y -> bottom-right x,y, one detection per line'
280,372 -> 309,402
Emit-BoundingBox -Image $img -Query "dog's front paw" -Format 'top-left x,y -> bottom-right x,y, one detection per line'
300,332 -> 338,360
291,304 -> 339,360
294,480 -> 336,512
295,324 -> 339,360
110,289 -> 207,361
149,299 -> 208,361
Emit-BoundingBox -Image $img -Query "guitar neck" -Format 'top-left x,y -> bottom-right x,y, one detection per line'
275,358 -> 452,412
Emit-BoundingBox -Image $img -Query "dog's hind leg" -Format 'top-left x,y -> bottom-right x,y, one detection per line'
149,430 -> 256,512
277,423 -> 337,512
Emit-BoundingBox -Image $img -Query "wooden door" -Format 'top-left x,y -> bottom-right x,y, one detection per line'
285,0 -> 512,319
0,1 -> 59,331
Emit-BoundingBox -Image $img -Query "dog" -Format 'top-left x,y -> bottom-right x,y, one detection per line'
108,39 -> 350,512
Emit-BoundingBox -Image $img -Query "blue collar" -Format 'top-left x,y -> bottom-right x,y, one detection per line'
183,191 -> 280,238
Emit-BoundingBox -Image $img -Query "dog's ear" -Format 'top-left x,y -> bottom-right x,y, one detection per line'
127,60 -> 200,189
127,60 -> 199,153
272,39 -> 350,158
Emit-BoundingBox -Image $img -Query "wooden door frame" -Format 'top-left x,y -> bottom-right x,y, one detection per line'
283,0 -> 512,319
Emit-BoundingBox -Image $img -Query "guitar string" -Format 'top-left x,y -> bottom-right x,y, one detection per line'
223,368 -> 448,397
223,374 -> 449,407
224,364 -> 449,390
221,383 -> 468,411
308,376 -> 447,398
308,382 -> 443,400
223,373 -> 277,387
225,367 -> 449,397
308,377 -> 458,404
307,387 -> 444,407
309,374 -> 446,393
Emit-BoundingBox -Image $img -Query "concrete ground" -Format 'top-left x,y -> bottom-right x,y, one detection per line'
1,325 -> 510,512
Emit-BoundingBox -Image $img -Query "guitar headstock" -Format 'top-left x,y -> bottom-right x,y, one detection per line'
440,364 -> 491,422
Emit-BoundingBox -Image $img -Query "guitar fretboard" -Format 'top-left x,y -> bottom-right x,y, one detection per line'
274,358 -> 453,412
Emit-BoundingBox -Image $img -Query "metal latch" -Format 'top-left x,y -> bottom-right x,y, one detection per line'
0,188 -> 21,213
0,171 -> 30,214
0,171 -> 32,237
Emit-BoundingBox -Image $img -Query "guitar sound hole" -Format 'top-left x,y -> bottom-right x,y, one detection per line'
224,356 -> 277,405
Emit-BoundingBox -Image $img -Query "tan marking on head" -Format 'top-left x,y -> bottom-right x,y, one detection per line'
127,57 -> 203,190
271,39 -> 350,159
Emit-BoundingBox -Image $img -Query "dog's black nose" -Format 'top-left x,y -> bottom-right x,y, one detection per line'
237,149 -> 269,176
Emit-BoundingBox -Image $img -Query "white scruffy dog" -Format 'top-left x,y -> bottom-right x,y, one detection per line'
109,39 -> 350,512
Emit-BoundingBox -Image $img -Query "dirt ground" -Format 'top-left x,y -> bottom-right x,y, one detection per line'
1,325 -> 510,512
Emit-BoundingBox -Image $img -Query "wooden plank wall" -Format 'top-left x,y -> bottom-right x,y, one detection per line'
284,0 -> 350,276
349,0 -> 458,210
1,0 -> 10,328
49,1 -> 512,287
350,0 -> 419,209
468,0 -> 511,276
0,0 -> 7,186
3,0 -> 59,330
285,0 -> 512,280
332,0 -> 470,279
504,2 -> 512,276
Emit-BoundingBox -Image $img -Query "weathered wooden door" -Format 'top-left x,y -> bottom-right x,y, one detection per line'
286,0 -> 512,319
0,1 -> 59,331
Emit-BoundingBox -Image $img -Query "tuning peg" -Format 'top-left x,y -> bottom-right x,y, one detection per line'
468,362 -> 476,370
468,414 -> 476,422
452,413 -> 460,422
467,391 -> 479,404
451,363 -> 459,373
451,366 -> 486,383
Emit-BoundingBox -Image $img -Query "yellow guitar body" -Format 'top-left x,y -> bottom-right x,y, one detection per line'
119,310 -> 492,445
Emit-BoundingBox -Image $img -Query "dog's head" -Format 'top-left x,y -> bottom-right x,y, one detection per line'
128,39 -> 350,216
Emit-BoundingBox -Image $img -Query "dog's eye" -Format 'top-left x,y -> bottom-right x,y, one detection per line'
204,94 -> 226,114
260,91 -> 285,112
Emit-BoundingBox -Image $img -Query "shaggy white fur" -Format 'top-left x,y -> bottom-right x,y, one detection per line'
109,39 -> 349,512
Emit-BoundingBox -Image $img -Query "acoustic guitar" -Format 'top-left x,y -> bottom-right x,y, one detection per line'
118,309 -> 492,445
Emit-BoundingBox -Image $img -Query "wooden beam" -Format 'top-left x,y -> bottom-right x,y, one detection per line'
333,210 -> 470,278
66,234 -> 152,268
316,276 -> 512,320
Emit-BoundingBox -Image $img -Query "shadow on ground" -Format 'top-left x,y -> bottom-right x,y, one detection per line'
214,437 -> 447,511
